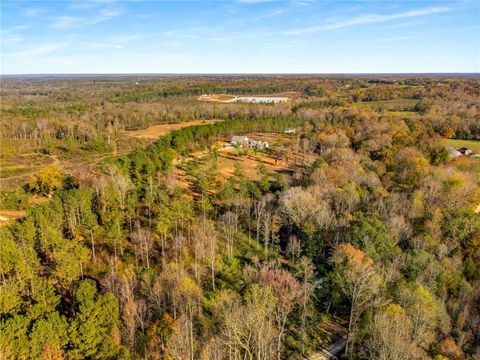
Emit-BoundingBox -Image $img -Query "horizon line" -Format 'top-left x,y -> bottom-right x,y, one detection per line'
2,72 -> 479,77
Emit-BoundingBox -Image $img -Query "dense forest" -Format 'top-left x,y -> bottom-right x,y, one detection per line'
1,75 -> 479,359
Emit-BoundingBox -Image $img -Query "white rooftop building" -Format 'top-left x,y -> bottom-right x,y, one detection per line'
230,136 -> 249,147
447,147 -> 461,158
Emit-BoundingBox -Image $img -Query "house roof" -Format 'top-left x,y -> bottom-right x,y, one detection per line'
231,135 -> 249,142
447,147 -> 461,157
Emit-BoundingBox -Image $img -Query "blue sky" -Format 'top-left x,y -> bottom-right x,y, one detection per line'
1,0 -> 479,74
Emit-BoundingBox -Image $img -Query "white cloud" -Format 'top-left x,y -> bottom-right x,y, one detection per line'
237,0 -> 278,3
285,6 -> 452,35
111,34 -> 145,43
11,25 -> 30,31
68,0 -> 119,10
49,6 -> 122,29
22,8 -> 46,17
1,33 -> 24,45
1,26 -> 29,45
83,41 -> 124,49
50,16 -> 85,29
4,44 -> 64,58
160,31 -> 201,40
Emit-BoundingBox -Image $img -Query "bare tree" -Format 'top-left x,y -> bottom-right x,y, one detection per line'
132,225 -> 153,269
364,304 -> 422,360
202,220 -> 218,291
221,285 -> 278,360
332,243 -> 382,356
219,211 -> 238,260
253,197 -> 267,244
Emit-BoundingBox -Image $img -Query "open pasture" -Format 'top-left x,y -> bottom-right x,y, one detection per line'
353,98 -> 419,111
445,139 -> 480,153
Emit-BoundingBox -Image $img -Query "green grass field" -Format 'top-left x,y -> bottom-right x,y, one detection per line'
445,139 -> 480,153
445,139 -> 480,183
354,98 -> 419,111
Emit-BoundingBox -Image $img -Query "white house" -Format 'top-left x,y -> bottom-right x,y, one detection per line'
248,140 -> 269,150
230,136 -> 269,150
447,147 -> 461,158
284,128 -> 296,134
230,136 -> 249,147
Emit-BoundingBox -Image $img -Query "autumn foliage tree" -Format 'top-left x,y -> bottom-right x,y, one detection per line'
28,166 -> 64,198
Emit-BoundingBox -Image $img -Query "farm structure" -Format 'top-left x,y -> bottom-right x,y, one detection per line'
234,96 -> 290,103
198,93 -> 294,103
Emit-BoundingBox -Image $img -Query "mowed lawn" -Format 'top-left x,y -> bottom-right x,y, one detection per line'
445,139 -> 480,183
445,139 -> 480,153
354,98 -> 419,111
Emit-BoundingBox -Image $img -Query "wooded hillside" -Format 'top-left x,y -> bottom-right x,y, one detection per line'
1,75 -> 479,359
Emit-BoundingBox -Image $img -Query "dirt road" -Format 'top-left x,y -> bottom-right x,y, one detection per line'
306,337 -> 346,360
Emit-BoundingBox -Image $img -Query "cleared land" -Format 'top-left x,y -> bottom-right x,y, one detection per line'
212,133 -> 295,181
174,133 -> 298,195
0,210 -> 26,226
122,119 -> 223,139
216,149 -> 287,180
0,120 -> 223,190
198,92 -> 300,103
445,139 -> 480,182
445,139 -> 480,153
445,139 -> 480,212
198,94 -> 237,102
353,98 -> 419,111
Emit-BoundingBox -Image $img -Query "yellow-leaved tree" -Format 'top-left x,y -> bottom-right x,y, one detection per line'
29,166 -> 64,198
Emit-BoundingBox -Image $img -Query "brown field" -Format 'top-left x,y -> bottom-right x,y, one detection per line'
122,119 -> 223,139
216,151 -> 286,180
191,135 -> 295,181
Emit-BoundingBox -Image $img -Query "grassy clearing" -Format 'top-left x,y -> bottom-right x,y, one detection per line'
213,133 -> 293,181
353,98 -> 419,111
445,140 -> 480,183
216,151 -> 284,181
1,153 -> 56,179
445,139 -> 480,153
